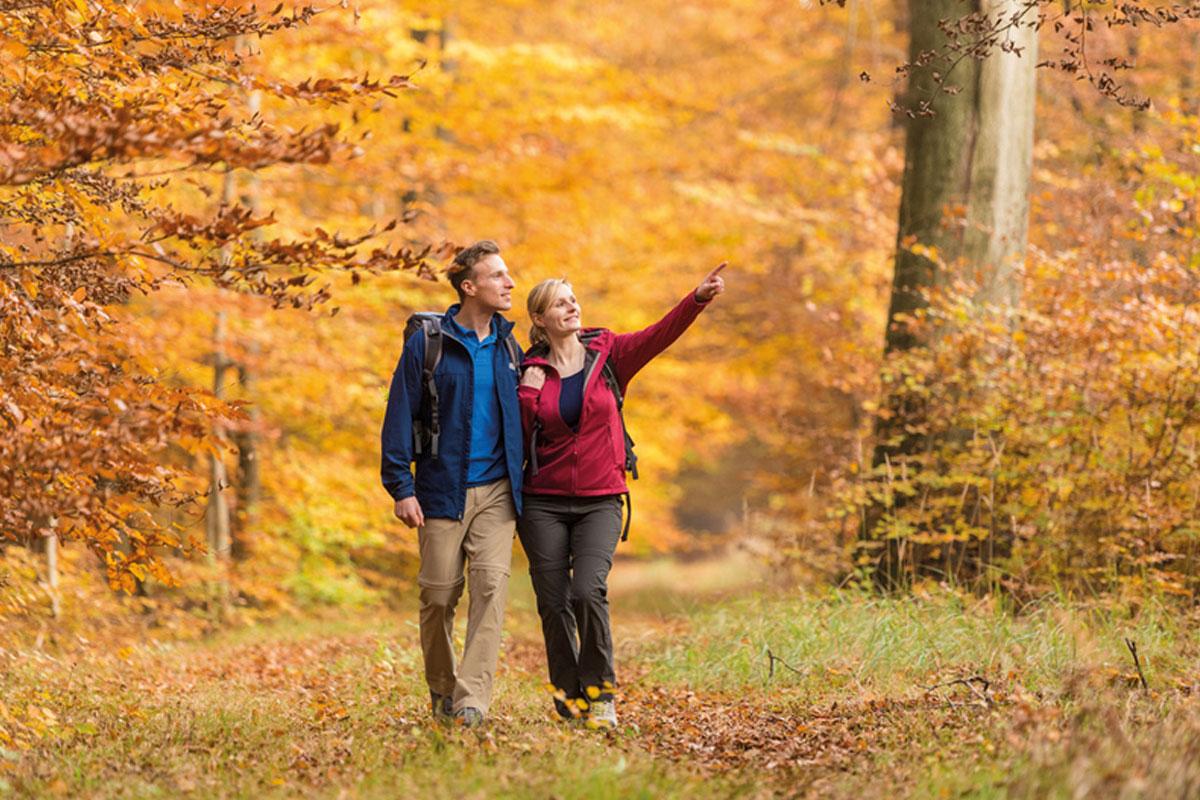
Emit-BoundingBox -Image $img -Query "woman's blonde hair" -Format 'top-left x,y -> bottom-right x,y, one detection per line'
526,278 -> 572,347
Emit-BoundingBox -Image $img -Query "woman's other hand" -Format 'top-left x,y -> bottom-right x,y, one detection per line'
521,366 -> 547,390
694,262 -> 728,303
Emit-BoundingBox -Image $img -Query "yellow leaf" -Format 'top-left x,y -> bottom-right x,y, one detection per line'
1,38 -> 28,58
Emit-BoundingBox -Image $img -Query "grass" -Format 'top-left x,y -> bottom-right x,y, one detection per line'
2,560 -> 1199,798
630,588 -> 1197,697
0,625 -> 758,799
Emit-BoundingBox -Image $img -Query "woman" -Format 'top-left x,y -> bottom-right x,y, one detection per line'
517,263 -> 727,729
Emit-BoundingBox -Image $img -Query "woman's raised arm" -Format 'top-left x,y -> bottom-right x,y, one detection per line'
609,262 -> 727,385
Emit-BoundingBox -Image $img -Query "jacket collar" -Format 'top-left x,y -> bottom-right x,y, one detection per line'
441,303 -> 514,344
523,328 -> 609,369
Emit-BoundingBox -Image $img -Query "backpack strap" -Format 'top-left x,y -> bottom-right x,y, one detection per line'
418,318 -> 443,459
599,359 -> 638,480
592,348 -> 637,542
620,491 -> 632,542
502,332 -> 521,373
528,416 -> 543,476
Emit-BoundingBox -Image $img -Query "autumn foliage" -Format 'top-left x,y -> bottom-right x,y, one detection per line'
847,103 -> 1200,598
0,1 -> 433,592
4,3 -> 1200,798
2,0 -> 1200,613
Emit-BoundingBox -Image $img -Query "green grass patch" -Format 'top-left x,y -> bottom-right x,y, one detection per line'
629,588 -> 1197,698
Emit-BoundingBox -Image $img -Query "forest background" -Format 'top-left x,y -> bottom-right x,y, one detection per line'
3,0 -> 901,618
2,0 -> 1200,625
4,0 -> 1200,622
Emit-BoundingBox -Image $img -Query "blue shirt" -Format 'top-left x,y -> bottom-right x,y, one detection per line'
559,370 -> 585,431
448,313 -> 507,486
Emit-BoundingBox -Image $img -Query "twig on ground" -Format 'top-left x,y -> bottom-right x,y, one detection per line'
1124,638 -> 1149,692
924,675 -> 993,707
765,648 -> 805,682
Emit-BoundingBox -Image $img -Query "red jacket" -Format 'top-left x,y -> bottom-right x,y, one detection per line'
519,292 -> 710,497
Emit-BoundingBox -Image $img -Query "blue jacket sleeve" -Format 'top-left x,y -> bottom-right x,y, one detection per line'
380,330 -> 425,501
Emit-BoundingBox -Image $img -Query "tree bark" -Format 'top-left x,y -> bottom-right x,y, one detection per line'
231,346 -> 261,561
868,0 -> 1037,587
886,0 -> 1036,350
206,310 -> 231,562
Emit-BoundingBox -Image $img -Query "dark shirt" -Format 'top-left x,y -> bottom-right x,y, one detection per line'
559,370 -> 585,431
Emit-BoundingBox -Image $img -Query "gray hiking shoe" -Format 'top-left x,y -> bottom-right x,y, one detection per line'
430,691 -> 453,721
454,707 -> 484,728
585,699 -> 617,730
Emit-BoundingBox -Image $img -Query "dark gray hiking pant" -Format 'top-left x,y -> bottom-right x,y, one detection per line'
517,494 -> 623,704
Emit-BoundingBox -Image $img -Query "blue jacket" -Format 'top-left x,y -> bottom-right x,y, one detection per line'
380,306 -> 525,519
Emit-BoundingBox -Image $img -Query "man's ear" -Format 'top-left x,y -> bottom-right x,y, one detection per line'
461,278 -> 477,298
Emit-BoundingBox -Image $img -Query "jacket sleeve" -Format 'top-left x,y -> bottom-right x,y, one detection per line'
380,330 -> 425,501
518,383 -> 541,442
609,292 -> 710,387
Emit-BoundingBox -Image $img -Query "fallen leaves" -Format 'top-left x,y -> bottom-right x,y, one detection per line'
622,684 -> 992,777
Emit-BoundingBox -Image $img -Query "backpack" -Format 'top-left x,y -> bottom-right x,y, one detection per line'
525,331 -> 638,540
403,312 -> 521,460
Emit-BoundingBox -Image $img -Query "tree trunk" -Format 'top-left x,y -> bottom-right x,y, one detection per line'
43,530 -> 60,617
868,0 -> 1037,587
231,346 -> 261,561
206,310 -> 231,562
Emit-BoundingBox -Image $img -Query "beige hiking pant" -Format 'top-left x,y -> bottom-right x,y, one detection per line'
417,478 -> 515,715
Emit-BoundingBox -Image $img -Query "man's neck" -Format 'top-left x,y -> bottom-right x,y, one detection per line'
453,300 -> 495,341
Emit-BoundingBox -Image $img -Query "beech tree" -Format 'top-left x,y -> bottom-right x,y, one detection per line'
0,1 -> 435,592
862,0 -> 1200,588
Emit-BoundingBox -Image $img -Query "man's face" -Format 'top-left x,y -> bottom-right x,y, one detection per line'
463,254 -> 515,312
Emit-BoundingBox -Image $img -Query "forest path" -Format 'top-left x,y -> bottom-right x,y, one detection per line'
1,553 -> 1140,798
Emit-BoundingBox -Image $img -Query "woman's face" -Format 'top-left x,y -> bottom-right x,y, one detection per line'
536,283 -> 582,338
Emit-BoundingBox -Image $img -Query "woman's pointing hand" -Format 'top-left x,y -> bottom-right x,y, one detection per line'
694,261 -> 728,303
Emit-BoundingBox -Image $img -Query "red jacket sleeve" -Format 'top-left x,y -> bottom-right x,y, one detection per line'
609,292 -> 710,388
519,384 -> 542,441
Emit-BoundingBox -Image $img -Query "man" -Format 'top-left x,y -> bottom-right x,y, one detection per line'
380,240 -> 524,728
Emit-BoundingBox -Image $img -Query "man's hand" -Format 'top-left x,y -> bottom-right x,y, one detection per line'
394,496 -> 425,528
694,262 -> 728,303
521,366 -> 547,390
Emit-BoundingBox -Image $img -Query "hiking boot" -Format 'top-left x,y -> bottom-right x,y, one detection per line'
585,699 -> 617,730
554,695 -> 588,722
454,707 -> 484,728
430,691 -> 453,721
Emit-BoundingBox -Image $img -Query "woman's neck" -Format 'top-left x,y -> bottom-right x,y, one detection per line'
546,332 -> 585,372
